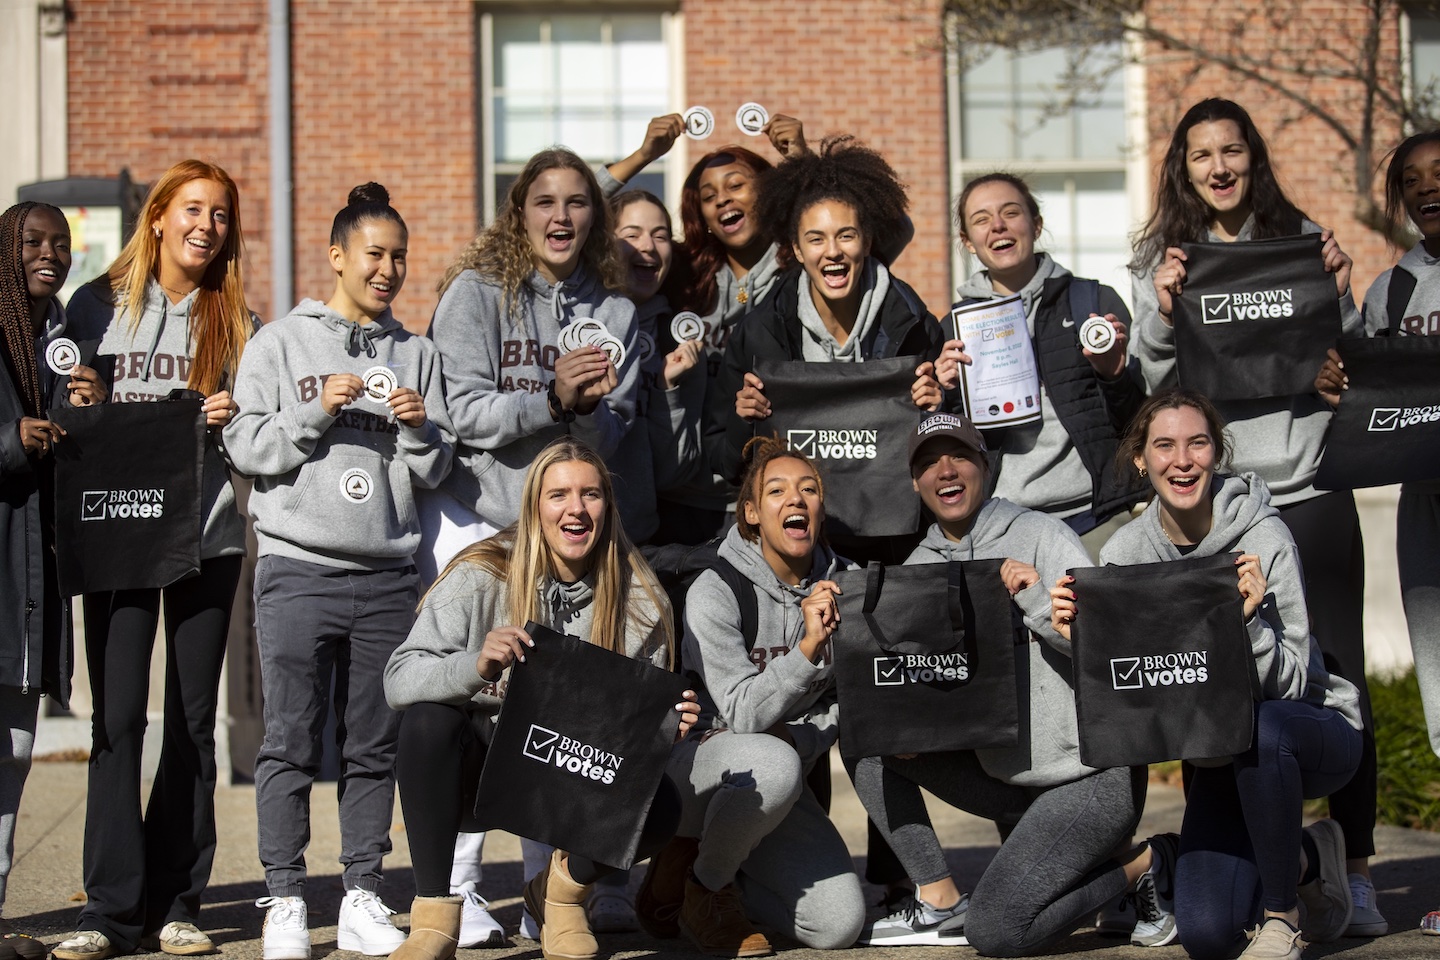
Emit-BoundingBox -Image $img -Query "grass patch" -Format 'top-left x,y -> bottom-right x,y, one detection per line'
1370,668 -> 1440,830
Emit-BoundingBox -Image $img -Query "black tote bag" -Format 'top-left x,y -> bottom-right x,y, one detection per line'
50,398 -> 204,596
1071,553 -> 1253,768
1315,335 -> 1440,490
754,356 -> 922,539
472,622 -> 686,869
831,560 -> 1020,759
1172,235 -> 1341,401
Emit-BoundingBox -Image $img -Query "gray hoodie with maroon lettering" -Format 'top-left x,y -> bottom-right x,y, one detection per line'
429,266 -> 640,528
65,280 -> 248,559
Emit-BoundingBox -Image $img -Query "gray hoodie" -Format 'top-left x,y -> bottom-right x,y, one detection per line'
1098,473 -> 1362,729
223,299 -> 454,570
906,500 -> 1099,787
1361,243 -> 1440,336
383,559 -> 668,712
955,254 -> 1092,517
429,267 -> 640,528
1129,218 -> 1364,506
681,526 -> 844,769
65,281 -> 249,559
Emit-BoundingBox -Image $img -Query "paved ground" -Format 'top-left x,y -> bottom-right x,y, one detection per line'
9,755 -> 1440,960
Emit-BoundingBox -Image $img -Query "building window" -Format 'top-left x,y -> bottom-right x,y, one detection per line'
948,40 -> 1144,305
480,9 -> 681,221
1410,8 -> 1440,109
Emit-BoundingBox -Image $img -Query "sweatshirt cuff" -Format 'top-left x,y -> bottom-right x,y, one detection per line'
289,396 -> 339,439
521,388 -> 556,435
397,418 -> 442,451
768,643 -> 825,693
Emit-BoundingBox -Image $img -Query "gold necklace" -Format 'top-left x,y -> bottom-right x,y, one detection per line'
736,287 -> 748,305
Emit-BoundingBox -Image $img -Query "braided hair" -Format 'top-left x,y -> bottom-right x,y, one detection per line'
0,202 -> 60,418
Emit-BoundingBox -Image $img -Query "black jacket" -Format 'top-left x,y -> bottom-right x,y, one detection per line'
704,267 -> 946,485
956,274 -> 1148,524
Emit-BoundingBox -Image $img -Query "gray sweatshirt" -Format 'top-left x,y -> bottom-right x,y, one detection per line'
682,525 -> 844,769
383,559 -> 668,713
65,281 -> 249,559
906,500 -> 1100,787
1129,217 -> 1364,505
1361,243 -> 1440,336
223,299 -> 454,570
429,267 -> 640,528
1098,473 -> 1362,729
956,254 -> 1093,517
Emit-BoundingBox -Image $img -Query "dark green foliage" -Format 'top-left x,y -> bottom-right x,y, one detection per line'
1370,669 -> 1440,830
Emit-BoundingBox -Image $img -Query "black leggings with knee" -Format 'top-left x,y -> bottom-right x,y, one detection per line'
396,700 -> 681,896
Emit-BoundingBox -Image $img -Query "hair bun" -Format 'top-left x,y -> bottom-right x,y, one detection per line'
348,182 -> 390,207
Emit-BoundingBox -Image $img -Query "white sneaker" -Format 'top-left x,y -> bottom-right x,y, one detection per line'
518,907 -> 540,941
336,889 -> 406,956
457,890 -> 506,948
257,897 -> 310,960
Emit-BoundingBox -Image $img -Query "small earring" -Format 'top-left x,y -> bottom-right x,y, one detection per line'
1138,468 -> 1148,478
154,227 -> 161,239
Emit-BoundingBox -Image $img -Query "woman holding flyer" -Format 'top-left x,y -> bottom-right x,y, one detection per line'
947,173 -> 1146,546
1130,99 -> 1378,935
1052,389 -> 1362,960
383,437 -> 697,960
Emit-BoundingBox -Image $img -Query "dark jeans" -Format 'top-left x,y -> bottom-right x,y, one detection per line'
395,701 -> 681,896
1175,699 -> 1362,960
78,555 -> 241,951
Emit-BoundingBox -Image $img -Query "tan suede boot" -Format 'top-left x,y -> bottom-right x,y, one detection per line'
388,896 -> 461,960
636,836 -> 700,939
523,849 -> 597,960
679,872 -> 772,958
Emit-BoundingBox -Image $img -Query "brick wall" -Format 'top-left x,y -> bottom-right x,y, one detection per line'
685,0 -> 954,313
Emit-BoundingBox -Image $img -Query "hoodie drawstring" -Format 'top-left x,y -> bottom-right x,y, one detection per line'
346,323 -> 378,359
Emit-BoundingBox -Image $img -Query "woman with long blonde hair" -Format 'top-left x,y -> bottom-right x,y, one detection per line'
57,159 -> 254,960
384,437 -> 697,960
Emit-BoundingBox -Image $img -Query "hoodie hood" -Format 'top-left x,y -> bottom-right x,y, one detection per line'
711,243 -> 783,325
716,523 -> 841,606
542,574 -> 596,634
912,498 -> 1031,562
526,265 -> 604,327
290,298 -> 404,359
956,253 -> 1069,326
1136,473 -> 1277,561
795,257 -> 891,362
634,293 -> 671,335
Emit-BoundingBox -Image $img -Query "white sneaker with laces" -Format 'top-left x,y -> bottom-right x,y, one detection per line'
457,889 -> 506,947
256,897 -> 310,960
336,889 -> 406,956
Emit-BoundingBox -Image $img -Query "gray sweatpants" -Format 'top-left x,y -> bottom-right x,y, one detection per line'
253,556 -> 417,897
0,687 -> 37,912
849,752 -> 1145,958
668,731 -> 865,950
1399,485 -> 1440,757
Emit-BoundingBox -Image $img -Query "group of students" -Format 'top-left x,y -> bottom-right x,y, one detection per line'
0,92 -> 1436,960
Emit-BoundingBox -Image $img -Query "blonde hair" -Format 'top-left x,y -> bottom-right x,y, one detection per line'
97,159 -> 250,395
430,438 -> 673,665
438,148 -> 626,310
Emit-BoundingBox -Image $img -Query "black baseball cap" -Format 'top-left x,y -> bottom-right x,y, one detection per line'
907,412 -> 987,468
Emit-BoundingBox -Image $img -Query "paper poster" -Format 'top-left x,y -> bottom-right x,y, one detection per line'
949,295 -> 1042,428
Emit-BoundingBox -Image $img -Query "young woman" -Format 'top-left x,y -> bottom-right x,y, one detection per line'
382,438 -> 697,960
420,148 -> 639,582
224,184 -> 454,960
850,411 -> 1160,957
1129,100 -> 1380,936
0,202 -> 104,959
714,136 -> 945,561
58,161 -> 252,960
634,436 -> 866,955
948,173 -> 1146,543
1052,389 -> 1363,960
1316,128 -> 1440,934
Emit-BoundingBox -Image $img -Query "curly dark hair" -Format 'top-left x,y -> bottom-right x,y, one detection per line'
677,146 -> 773,315
754,136 -> 909,269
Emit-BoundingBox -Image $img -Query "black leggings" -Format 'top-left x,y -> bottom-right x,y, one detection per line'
1278,491 -> 1375,858
395,701 -> 682,895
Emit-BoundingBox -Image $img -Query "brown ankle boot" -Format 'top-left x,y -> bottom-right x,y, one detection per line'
636,836 -> 700,939
679,872 -> 772,958
525,849 -> 597,960
388,896 -> 461,960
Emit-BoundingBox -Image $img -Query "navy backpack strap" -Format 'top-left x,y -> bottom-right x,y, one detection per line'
1386,266 -> 1417,336
711,557 -> 760,654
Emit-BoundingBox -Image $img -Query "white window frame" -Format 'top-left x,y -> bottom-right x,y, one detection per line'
478,4 -> 686,225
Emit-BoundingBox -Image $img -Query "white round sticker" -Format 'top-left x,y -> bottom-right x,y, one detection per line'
340,467 -> 374,504
45,337 -> 80,375
362,366 -> 397,404
683,105 -> 715,140
670,312 -> 705,343
594,334 -> 627,370
558,323 -> 580,354
735,102 -> 769,136
1079,316 -> 1117,354
637,330 -> 656,365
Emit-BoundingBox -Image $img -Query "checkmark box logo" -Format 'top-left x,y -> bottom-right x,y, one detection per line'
522,724 -> 559,763
786,430 -> 816,457
1201,294 -> 1232,324
1111,657 -> 1143,690
1368,407 -> 1401,432
873,656 -> 906,686
82,491 -> 107,521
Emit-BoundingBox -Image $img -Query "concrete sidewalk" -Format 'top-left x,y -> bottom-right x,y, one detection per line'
7,757 -> 1440,960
